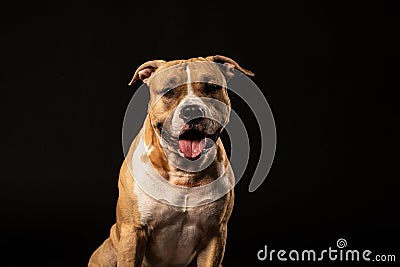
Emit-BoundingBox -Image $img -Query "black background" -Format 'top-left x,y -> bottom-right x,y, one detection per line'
1,1 -> 397,266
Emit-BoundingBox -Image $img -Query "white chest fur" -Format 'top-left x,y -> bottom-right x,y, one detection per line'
130,135 -> 231,266
135,184 -> 226,265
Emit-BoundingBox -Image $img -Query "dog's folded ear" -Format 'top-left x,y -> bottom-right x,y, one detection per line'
206,55 -> 255,79
128,60 -> 166,86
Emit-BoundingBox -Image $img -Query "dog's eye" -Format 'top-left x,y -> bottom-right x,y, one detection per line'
205,83 -> 222,94
162,87 -> 175,98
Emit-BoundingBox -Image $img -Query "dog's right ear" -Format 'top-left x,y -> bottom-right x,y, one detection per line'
128,60 -> 166,86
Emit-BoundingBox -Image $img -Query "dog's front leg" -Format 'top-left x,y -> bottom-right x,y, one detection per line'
196,225 -> 228,267
117,224 -> 147,267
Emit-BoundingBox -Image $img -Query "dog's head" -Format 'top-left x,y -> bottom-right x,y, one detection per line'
129,55 -> 254,162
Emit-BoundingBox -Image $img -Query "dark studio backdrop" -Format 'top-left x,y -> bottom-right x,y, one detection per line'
1,1 -> 397,266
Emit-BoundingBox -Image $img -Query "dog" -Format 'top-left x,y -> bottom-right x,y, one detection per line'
88,55 -> 254,267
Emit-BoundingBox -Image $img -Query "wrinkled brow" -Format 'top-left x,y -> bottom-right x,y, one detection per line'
199,74 -> 220,83
156,77 -> 178,89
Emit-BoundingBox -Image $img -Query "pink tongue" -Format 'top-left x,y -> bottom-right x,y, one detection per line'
178,139 -> 206,159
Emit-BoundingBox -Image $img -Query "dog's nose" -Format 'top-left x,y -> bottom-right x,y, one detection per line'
180,105 -> 205,120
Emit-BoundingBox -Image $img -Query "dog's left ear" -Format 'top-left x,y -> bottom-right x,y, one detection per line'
128,59 -> 166,86
206,55 -> 255,79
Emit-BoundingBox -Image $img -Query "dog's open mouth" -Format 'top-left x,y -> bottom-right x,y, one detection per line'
178,124 -> 219,160
159,118 -> 222,160
178,129 -> 206,160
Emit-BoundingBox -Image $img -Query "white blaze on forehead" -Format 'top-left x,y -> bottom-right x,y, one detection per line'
170,63 -> 216,137
186,65 -> 194,95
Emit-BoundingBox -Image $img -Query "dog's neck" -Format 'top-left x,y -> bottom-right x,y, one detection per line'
143,118 -> 227,187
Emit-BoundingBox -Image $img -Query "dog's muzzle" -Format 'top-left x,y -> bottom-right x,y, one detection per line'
160,117 -> 222,161
179,104 -> 205,121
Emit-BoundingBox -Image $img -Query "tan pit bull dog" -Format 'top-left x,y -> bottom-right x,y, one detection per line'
88,55 -> 254,267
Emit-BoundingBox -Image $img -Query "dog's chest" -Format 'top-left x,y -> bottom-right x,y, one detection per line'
134,184 -> 226,265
